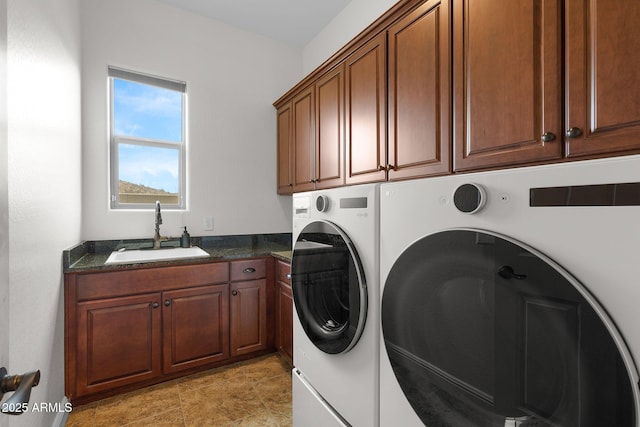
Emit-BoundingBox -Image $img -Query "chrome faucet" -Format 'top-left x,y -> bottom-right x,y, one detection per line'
153,201 -> 165,249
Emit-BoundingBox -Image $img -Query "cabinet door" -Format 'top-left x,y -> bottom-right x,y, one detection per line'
388,0 -> 451,180
230,279 -> 267,357
315,65 -> 345,189
162,284 -> 229,374
276,102 -> 293,194
276,281 -> 293,364
453,0 -> 562,171
345,32 -> 388,184
76,293 -> 162,396
565,0 -> 640,157
293,86 -> 316,192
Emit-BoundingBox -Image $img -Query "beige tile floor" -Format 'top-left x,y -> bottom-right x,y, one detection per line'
66,354 -> 292,427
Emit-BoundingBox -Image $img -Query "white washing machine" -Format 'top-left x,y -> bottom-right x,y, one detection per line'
379,156 -> 640,426
291,184 -> 379,427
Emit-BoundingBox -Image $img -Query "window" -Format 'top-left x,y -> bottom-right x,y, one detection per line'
109,66 -> 186,209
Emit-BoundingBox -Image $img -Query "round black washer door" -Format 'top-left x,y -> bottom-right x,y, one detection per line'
382,229 -> 636,427
292,220 -> 367,354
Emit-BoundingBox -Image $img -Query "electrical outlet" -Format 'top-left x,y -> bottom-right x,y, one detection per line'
203,216 -> 213,231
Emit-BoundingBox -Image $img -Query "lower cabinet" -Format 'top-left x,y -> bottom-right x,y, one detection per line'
65,258 -> 274,404
163,284 -> 229,373
230,279 -> 267,356
76,293 -> 162,396
275,260 -> 293,364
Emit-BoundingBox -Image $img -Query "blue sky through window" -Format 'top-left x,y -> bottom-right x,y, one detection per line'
118,144 -> 180,193
113,78 -> 183,194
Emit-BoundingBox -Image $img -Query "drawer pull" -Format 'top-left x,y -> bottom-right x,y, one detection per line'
541,132 -> 556,143
152,302 -> 159,309
243,267 -> 256,273
566,127 -> 582,138
232,290 -> 238,296
164,300 -> 171,307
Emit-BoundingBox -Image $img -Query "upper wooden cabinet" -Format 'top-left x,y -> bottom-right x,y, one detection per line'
345,33 -> 388,185
276,103 -> 293,194
276,92 -> 309,195
565,0 -> 640,158
315,65 -> 345,189
453,0 -> 563,171
454,0 -> 640,171
345,0 -> 451,183
292,86 -> 316,193
277,0 -> 452,190
278,68 -> 345,194
276,0 -> 640,188
388,0 -> 451,179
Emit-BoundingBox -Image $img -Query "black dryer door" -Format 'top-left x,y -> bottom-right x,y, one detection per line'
382,229 -> 637,427
292,220 -> 367,354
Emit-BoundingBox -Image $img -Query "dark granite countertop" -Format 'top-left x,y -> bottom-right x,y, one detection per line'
64,233 -> 292,273
271,251 -> 292,263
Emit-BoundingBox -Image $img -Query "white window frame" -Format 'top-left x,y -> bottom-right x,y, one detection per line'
108,66 -> 187,210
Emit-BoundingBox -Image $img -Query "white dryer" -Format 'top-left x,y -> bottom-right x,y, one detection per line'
291,184 -> 379,426
379,156 -> 640,426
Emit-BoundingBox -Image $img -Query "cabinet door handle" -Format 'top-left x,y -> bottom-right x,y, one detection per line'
286,273 -> 292,279
232,290 -> 238,296
243,267 -> 256,273
541,132 -> 556,142
164,300 -> 171,307
152,302 -> 159,309
386,164 -> 395,171
378,165 -> 385,171
566,127 -> 582,138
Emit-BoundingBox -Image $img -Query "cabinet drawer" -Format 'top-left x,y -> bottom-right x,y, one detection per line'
276,260 -> 291,285
75,262 -> 229,301
230,258 -> 266,281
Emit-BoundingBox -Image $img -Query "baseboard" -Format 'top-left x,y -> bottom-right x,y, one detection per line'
50,396 -> 70,427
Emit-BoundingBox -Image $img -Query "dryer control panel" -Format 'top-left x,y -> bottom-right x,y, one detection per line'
293,196 -> 310,218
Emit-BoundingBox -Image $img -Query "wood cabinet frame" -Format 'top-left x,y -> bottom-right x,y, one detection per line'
275,260 -> 293,364
388,0 -> 451,179
345,33 -> 388,185
276,0 -> 640,188
564,0 -> 640,158
65,257 -> 276,404
452,0 -> 563,170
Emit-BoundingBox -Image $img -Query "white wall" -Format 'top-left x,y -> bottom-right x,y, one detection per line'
0,2 -> 8,425
303,0 -> 398,74
6,0 -> 81,425
80,0 -> 301,241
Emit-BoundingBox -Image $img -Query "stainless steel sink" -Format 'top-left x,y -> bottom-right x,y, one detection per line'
105,246 -> 209,265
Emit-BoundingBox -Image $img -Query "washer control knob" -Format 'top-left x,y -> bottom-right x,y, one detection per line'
453,183 -> 486,214
316,195 -> 330,212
